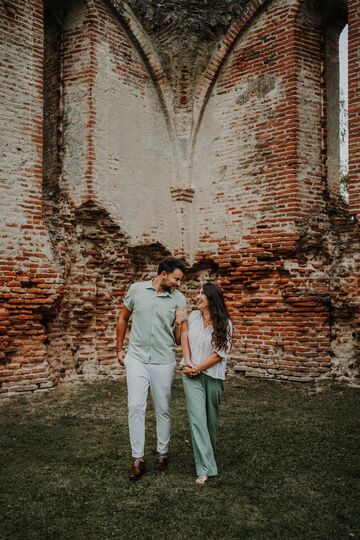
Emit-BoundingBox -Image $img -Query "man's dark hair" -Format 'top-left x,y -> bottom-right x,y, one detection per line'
157,257 -> 186,275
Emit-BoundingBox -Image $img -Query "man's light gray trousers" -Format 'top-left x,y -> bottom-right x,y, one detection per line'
125,356 -> 176,458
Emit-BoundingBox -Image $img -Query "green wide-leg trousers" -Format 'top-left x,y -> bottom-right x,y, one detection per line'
182,373 -> 224,477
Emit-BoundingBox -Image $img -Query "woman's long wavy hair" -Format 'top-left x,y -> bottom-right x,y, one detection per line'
202,282 -> 231,351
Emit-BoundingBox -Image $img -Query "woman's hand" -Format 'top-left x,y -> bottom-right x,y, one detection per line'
175,307 -> 187,327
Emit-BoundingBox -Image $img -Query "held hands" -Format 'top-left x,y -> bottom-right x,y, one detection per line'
183,362 -> 198,378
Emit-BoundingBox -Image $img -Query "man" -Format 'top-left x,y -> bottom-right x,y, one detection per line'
116,257 -> 187,480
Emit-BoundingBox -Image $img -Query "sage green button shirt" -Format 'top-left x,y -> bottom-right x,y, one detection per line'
123,280 -> 186,364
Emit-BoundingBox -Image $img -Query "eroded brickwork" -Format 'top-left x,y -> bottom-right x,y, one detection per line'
0,0 -> 359,397
0,1 -> 62,397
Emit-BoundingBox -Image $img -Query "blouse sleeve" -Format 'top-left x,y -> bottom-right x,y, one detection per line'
187,309 -> 199,325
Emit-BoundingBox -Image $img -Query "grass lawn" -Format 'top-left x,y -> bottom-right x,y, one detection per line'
0,375 -> 359,540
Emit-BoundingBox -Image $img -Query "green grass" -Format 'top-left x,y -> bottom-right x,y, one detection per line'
0,376 -> 359,540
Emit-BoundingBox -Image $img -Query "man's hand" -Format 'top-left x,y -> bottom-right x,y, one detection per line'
117,350 -> 126,366
116,305 -> 131,365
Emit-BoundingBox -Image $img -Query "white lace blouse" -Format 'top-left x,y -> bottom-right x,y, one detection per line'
183,310 -> 232,380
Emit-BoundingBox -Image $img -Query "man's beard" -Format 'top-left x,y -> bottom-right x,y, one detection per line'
163,284 -> 173,292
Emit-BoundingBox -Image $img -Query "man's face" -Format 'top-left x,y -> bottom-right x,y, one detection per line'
160,269 -> 184,292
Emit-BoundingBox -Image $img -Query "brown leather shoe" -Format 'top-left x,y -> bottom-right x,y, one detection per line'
154,453 -> 169,473
129,458 -> 146,481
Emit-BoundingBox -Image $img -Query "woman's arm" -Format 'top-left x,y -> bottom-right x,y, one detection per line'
183,351 -> 222,377
193,351 -> 221,374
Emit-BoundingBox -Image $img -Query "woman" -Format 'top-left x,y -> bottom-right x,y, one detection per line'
181,282 -> 232,485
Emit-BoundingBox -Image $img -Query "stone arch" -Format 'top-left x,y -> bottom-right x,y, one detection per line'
106,2 -> 173,98
42,0 -> 186,382
188,0 -> 271,183
104,0 -> 180,184
44,0 -> 182,249
189,0 -> 349,211
44,0 -> 179,205
189,0 -> 307,258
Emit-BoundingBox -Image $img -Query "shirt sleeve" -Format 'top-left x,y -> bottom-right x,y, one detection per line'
123,284 -> 135,312
214,320 -> 233,358
177,293 -> 186,310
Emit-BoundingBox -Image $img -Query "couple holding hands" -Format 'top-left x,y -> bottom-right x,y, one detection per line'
116,257 -> 232,485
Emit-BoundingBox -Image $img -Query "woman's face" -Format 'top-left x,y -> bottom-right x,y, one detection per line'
197,288 -> 209,310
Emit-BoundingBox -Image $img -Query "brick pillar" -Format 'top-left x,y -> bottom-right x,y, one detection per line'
0,0 -> 61,397
348,0 -> 360,218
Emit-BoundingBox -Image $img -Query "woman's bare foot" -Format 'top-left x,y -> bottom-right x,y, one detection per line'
195,475 -> 208,486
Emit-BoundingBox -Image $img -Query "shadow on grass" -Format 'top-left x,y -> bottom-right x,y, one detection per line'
0,376 -> 359,539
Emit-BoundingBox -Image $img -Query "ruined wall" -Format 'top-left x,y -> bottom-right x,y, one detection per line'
0,0 -> 359,397
348,0 -> 360,218
190,0 -> 359,381
0,1 -> 62,397
42,0 -> 183,383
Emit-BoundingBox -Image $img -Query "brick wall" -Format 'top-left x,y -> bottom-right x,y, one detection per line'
0,0 -> 358,397
0,0 -> 62,397
42,0 -> 181,383
348,0 -> 360,218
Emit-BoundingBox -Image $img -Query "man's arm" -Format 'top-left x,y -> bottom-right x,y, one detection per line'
174,307 -> 187,345
180,321 -> 193,367
116,305 -> 132,365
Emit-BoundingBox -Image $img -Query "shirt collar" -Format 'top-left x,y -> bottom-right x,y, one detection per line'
146,280 -> 171,297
